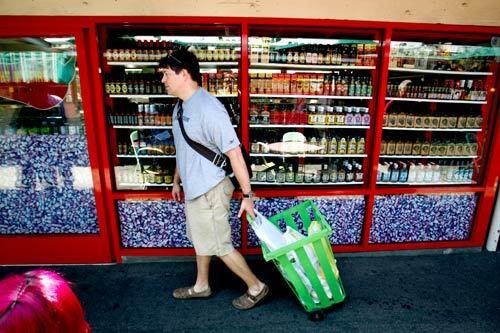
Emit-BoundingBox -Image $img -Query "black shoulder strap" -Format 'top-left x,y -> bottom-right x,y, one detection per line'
176,100 -> 228,169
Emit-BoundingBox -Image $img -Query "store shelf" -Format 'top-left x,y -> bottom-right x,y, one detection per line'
112,125 -> 237,129
250,63 -> 376,70
107,61 -> 159,66
113,125 -> 173,129
379,155 -> 477,159
251,94 -> 372,100
383,127 -> 481,132
117,154 -> 175,158
118,182 -> 172,187
388,67 -> 493,76
250,153 -> 367,158
250,124 -> 370,129
386,97 -> 487,104
199,61 -> 239,67
109,94 -> 238,98
251,181 -> 364,186
109,94 -> 174,98
107,61 -> 238,67
378,181 -> 476,186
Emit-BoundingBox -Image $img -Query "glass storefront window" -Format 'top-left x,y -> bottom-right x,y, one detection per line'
100,26 -> 241,190
0,37 -> 99,234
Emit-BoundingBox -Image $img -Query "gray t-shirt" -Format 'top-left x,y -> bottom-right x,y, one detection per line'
172,88 -> 240,201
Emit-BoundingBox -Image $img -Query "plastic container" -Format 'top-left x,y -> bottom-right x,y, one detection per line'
248,200 -> 346,319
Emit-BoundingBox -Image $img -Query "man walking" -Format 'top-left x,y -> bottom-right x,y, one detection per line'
158,49 -> 268,310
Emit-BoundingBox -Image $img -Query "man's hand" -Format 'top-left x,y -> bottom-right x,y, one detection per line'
225,146 -> 255,220
172,183 -> 182,202
238,198 -> 255,219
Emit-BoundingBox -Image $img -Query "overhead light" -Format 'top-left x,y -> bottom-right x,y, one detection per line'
43,37 -> 73,43
160,36 -> 240,45
133,36 -> 158,41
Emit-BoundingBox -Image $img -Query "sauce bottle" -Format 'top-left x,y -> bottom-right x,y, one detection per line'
308,136 -> 318,154
356,137 -> 365,154
338,137 -> 347,154
319,135 -> 328,154
249,104 -> 259,124
307,105 -> 317,124
337,164 -> 346,182
335,106 -> 345,125
353,107 -> 362,125
347,137 -> 358,155
324,163 -> 334,183
285,164 -> 295,183
345,163 -> 354,182
326,106 -> 335,125
328,136 -> 338,154
354,163 -> 363,182
260,105 -> 270,125
361,107 -> 370,126
345,107 -> 354,125
316,105 -> 326,125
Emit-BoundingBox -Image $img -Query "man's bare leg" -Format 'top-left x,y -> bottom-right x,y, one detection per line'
193,255 -> 212,292
219,250 -> 265,295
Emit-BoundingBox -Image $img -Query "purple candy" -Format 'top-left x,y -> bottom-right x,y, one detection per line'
0,134 -> 98,234
118,199 -> 241,248
370,193 -> 477,243
247,196 -> 365,247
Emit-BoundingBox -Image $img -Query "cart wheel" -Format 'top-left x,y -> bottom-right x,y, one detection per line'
308,310 -> 324,321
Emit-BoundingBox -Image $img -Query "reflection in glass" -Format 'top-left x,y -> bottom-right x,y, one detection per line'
389,41 -> 496,72
0,38 -> 76,109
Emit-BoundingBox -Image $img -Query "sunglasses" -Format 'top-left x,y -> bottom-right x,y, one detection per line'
168,54 -> 183,65
158,54 -> 184,74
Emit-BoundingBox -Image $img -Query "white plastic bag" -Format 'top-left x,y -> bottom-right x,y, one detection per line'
249,210 -> 287,251
308,220 -> 340,280
283,226 -> 333,303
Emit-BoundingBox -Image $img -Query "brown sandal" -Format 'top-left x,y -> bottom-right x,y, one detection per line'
172,286 -> 212,299
232,284 -> 269,310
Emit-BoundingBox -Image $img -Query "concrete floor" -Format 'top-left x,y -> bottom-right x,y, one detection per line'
1,252 -> 499,332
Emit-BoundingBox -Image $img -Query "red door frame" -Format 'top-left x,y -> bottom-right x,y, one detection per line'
0,16 -> 499,263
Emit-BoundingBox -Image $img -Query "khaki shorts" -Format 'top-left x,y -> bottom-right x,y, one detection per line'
185,177 -> 235,256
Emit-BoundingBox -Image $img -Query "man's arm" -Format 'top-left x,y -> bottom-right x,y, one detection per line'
173,166 -> 181,186
224,146 -> 255,219
172,166 -> 182,202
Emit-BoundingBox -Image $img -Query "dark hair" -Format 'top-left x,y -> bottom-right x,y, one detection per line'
0,270 -> 90,333
158,49 -> 202,86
